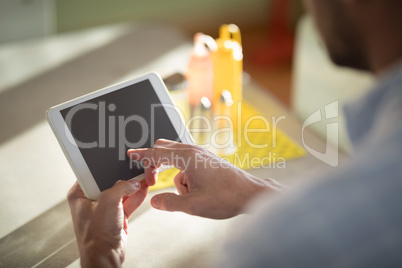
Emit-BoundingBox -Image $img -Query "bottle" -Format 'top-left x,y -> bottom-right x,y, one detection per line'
190,96 -> 212,148
186,33 -> 214,109
163,73 -> 190,123
212,90 -> 237,156
212,24 -> 243,126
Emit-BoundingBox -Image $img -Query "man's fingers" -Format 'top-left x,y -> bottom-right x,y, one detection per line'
67,181 -> 86,204
151,193 -> 196,214
173,171 -> 189,195
123,181 -> 149,218
154,139 -> 193,149
66,181 -> 93,235
99,179 -> 141,205
144,165 -> 158,186
127,147 -> 192,170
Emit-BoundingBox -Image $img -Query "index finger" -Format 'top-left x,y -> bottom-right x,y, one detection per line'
154,139 -> 194,149
127,147 -> 192,170
66,182 -> 93,215
67,181 -> 86,204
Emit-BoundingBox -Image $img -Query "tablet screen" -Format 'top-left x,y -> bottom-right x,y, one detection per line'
61,79 -> 181,191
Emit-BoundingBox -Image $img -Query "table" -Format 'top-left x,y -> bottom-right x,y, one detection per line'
0,23 -> 345,267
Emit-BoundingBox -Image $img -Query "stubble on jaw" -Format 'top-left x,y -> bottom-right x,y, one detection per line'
303,0 -> 370,71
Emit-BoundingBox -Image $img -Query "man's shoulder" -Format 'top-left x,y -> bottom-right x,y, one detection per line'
216,152 -> 402,267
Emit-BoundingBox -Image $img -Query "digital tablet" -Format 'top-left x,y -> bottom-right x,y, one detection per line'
47,72 -> 194,200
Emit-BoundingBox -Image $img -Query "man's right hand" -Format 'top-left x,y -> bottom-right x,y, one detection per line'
128,139 -> 285,219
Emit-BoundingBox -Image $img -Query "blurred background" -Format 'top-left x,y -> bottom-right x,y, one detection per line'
0,0 -> 304,106
0,0 -> 374,139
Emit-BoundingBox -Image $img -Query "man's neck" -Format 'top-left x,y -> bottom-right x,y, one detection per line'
366,17 -> 402,75
371,43 -> 402,76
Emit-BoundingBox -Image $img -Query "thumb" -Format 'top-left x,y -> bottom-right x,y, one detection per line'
151,193 -> 194,213
99,179 -> 141,205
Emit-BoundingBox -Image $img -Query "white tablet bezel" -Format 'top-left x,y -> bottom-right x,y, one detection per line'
47,72 -> 194,200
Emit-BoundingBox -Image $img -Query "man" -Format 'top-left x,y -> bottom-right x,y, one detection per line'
67,0 -> 402,266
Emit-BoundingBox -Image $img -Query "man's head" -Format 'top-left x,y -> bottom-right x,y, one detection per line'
303,0 -> 402,73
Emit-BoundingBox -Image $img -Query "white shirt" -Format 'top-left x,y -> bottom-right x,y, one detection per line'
215,62 -> 402,267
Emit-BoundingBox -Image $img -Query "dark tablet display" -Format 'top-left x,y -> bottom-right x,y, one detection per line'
61,79 -> 180,191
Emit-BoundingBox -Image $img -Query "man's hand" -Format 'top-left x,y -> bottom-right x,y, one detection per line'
128,139 -> 285,219
67,175 -> 155,268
